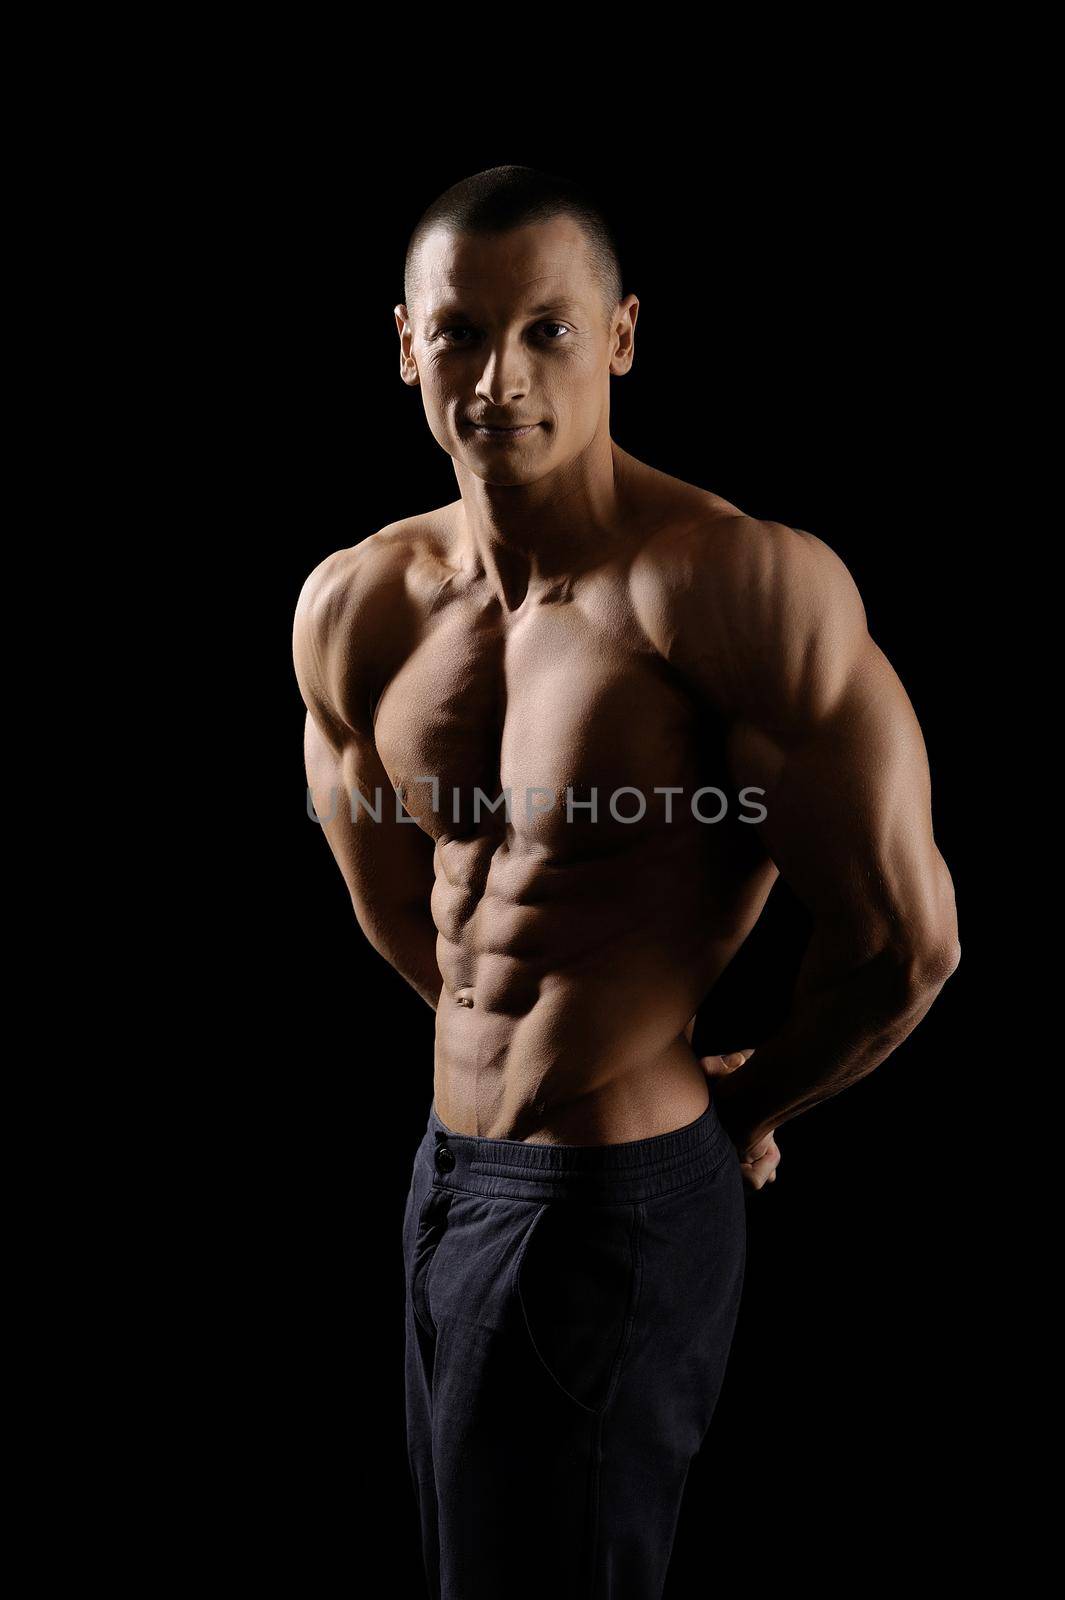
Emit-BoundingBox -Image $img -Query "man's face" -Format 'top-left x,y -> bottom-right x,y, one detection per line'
395,215 -> 635,486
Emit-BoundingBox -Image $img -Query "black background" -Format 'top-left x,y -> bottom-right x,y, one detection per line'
191,132 -> 978,1594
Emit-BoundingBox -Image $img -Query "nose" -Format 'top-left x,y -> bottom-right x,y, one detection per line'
473,332 -> 530,408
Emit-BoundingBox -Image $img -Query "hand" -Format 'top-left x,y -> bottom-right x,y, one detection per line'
700,1050 -> 781,1191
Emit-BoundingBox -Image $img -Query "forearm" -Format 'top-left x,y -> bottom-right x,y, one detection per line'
358,899 -> 443,1014
714,934 -> 958,1147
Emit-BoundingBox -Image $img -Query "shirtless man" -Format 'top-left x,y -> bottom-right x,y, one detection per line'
292,166 -> 959,1600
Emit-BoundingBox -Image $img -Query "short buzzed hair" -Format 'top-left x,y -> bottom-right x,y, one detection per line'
403,164 -> 625,326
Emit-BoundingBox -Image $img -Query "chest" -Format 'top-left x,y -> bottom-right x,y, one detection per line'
372,599 -> 715,845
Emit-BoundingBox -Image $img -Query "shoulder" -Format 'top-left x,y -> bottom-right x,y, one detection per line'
294,520 -> 420,630
631,511 -> 871,720
292,516 -> 439,741
294,509 -> 457,645
633,508 -> 861,613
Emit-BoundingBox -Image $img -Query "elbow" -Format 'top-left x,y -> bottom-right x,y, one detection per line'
896,931 -> 961,1004
914,859 -> 961,991
892,859 -> 961,1002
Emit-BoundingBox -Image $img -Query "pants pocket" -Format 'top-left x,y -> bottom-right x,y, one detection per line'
514,1200 -> 641,1416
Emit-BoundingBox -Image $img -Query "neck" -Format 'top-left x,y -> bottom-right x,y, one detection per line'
452,433 -> 634,612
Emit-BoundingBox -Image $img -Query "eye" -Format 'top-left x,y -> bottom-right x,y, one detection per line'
437,322 -> 572,345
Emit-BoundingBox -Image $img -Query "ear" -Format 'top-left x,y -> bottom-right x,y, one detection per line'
394,304 -> 420,388
609,292 -> 639,377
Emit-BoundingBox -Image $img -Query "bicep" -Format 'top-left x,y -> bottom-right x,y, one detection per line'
293,541 -> 437,924
726,640 -> 949,969
304,710 -> 436,926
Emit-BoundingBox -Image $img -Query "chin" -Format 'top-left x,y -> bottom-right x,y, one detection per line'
472,465 -> 542,487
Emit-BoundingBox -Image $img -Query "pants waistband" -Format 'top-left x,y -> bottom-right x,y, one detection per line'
422,1095 -> 733,1204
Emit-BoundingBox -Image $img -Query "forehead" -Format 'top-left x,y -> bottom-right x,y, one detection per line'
417,215 -> 596,314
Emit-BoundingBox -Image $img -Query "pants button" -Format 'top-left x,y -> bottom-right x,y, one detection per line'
435,1144 -> 455,1173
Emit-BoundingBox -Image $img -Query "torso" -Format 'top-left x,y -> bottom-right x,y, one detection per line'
368,460 -> 778,1142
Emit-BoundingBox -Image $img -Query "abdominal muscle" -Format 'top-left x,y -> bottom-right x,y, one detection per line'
435,996 -> 711,1146
431,830 -> 752,1145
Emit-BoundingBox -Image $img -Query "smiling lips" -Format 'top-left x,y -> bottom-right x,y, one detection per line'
466,420 -> 542,444
467,420 -> 540,430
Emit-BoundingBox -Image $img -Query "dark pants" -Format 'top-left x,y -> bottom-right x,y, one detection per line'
403,1094 -> 747,1600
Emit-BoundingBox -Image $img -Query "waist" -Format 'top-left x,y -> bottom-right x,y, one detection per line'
420,1093 -> 733,1205
434,968 -> 713,1139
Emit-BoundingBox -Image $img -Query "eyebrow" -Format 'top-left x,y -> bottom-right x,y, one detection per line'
428,299 -> 578,319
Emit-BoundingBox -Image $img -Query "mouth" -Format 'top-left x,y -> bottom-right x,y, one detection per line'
464,421 -> 543,442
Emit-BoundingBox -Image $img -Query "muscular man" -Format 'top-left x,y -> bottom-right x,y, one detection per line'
293,166 -> 959,1600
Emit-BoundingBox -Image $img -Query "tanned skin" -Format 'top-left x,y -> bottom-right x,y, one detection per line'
293,215 -> 960,1188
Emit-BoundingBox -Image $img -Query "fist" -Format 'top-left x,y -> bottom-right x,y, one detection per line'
699,1050 -> 780,1191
